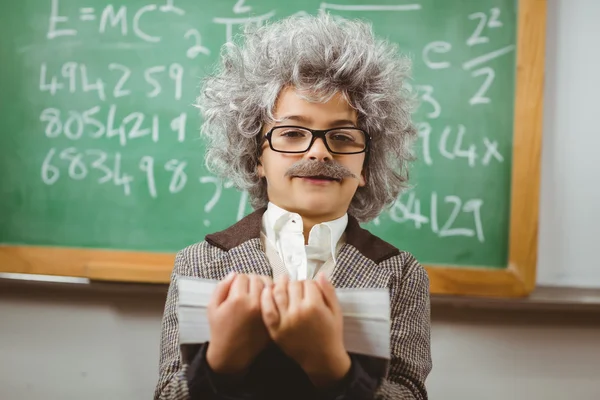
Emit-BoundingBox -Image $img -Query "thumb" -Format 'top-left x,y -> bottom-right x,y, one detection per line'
209,272 -> 236,308
261,284 -> 280,335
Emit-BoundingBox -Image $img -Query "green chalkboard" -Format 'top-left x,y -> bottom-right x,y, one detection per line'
0,0 -> 518,269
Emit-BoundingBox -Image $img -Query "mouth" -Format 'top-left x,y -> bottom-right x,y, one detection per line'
297,175 -> 342,183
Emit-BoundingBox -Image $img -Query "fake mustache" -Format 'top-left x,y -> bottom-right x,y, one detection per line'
284,159 -> 358,182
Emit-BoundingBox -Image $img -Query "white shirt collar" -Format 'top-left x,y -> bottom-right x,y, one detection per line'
262,202 -> 348,264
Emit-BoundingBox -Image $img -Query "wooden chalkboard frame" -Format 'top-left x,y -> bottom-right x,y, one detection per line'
426,0 -> 546,297
0,0 -> 545,298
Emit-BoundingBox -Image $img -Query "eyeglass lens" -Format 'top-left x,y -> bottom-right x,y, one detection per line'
270,127 -> 366,153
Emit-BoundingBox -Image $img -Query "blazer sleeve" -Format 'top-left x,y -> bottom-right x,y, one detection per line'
374,252 -> 432,399
311,252 -> 432,400
154,251 -> 192,400
154,249 -> 254,400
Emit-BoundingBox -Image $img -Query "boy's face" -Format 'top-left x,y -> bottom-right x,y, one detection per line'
258,87 -> 367,222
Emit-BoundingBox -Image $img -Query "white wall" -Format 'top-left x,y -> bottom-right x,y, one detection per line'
0,288 -> 164,400
1,287 -> 599,400
428,308 -> 600,400
1,1 -> 599,399
536,0 -> 600,288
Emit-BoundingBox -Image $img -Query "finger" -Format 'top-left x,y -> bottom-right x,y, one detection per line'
288,280 -> 304,309
316,273 -> 341,313
259,275 -> 274,288
208,272 -> 236,307
303,279 -> 323,306
249,275 -> 266,301
229,274 -> 250,297
261,284 -> 280,330
273,274 -> 289,314
275,273 -> 289,285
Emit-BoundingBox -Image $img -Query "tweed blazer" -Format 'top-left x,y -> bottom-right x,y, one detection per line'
155,208 -> 432,400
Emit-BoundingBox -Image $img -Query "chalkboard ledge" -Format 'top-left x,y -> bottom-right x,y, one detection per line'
431,285 -> 600,312
0,273 -> 599,312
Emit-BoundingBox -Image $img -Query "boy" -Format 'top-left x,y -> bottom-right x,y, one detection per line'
155,12 -> 431,400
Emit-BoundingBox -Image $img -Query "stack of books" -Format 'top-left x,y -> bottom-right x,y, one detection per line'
177,276 -> 392,360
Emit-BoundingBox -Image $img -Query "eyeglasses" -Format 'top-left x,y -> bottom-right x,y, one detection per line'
264,125 -> 371,155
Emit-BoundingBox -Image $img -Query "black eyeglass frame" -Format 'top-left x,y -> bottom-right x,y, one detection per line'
263,125 -> 371,155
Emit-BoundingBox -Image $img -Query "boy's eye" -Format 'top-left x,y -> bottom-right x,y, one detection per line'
278,129 -> 308,138
330,133 -> 355,142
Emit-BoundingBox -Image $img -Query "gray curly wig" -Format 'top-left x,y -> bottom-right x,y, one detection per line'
196,12 -> 416,222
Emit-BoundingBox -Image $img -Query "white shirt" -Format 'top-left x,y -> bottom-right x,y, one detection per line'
261,202 -> 348,280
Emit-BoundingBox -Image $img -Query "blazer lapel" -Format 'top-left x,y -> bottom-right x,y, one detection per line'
202,208 -> 272,279
330,244 -> 380,289
201,238 -> 272,280
228,239 -> 273,277
329,215 -> 399,289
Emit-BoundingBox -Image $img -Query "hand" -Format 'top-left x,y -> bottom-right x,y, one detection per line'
260,273 -> 351,388
206,273 -> 272,375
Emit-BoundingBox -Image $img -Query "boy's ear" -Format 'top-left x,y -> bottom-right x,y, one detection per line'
257,161 -> 264,178
359,165 -> 368,187
359,172 -> 366,187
